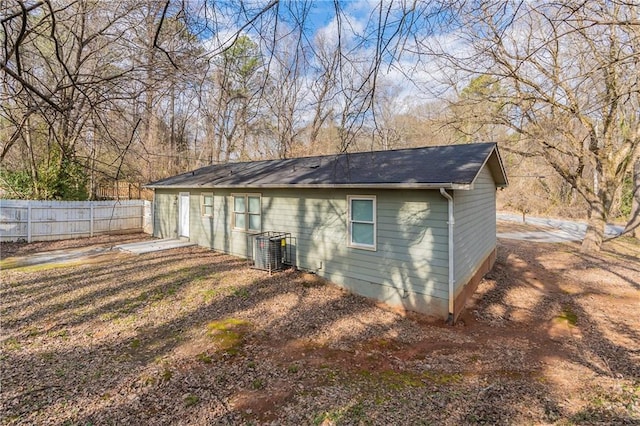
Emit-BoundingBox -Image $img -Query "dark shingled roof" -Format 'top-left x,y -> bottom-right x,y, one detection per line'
146,142 -> 508,190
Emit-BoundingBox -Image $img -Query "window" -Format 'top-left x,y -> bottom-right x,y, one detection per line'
348,195 -> 376,250
233,194 -> 261,231
201,193 -> 214,217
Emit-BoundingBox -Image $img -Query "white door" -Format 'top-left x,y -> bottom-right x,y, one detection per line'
179,192 -> 190,238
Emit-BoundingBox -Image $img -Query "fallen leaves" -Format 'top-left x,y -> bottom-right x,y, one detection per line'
1,232 -> 639,424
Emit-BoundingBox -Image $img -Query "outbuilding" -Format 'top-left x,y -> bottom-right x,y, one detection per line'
147,142 -> 508,322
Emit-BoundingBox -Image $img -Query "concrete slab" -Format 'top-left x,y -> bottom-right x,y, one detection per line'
115,239 -> 197,254
1,247 -> 112,269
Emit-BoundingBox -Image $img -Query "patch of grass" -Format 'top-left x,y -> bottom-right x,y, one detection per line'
287,364 -> 299,374
0,258 -> 26,269
359,369 -> 424,389
557,383 -> 640,424
344,402 -> 367,421
149,285 -> 179,302
115,314 -> 138,327
379,370 -> 425,389
25,327 -> 40,337
374,395 -> 388,405
251,378 -> 264,389
3,337 -> 21,351
556,306 -> 578,326
47,329 -> 69,339
130,338 -> 141,350
231,287 -> 249,298
196,352 -> 212,363
207,318 -> 252,355
202,288 -> 218,302
587,383 -> 640,411
184,394 -> 199,407
313,409 -> 342,425
207,317 -> 251,331
99,311 -> 121,322
422,371 -> 464,385
118,300 -> 143,315
0,259 -> 86,272
359,368 -> 462,390
193,269 -> 217,283
313,401 -> 367,425
140,374 -> 156,386
160,368 -> 172,382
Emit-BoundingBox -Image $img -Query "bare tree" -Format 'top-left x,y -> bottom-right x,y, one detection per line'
2,0 -> 461,198
203,35 -> 264,162
430,1 -> 640,251
261,25 -> 307,159
306,31 -> 340,150
1,0 -> 147,198
1,0 -> 205,195
622,159 -> 640,238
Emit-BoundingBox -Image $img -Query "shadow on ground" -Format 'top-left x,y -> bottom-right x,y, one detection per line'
1,234 -> 638,425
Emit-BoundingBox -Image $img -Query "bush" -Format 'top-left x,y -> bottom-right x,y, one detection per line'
0,151 -> 89,200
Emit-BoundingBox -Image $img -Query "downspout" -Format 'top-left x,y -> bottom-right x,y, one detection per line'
439,188 -> 455,324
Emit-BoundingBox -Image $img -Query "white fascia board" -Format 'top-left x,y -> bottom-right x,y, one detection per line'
146,183 -> 473,190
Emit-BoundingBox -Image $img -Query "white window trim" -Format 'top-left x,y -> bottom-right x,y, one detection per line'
347,195 -> 377,251
232,193 -> 262,232
201,192 -> 214,217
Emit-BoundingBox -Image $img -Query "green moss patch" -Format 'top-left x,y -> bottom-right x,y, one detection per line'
0,258 -> 86,273
555,306 -> 578,326
359,368 -> 463,390
184,394 -> 199,407
207,318 -> 252,355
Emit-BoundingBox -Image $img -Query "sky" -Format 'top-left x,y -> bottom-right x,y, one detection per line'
191,0 -> 468,110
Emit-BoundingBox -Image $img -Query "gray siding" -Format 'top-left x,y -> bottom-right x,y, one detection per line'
154,187 -> 451,317
153,191 -> 178,239
452,165 -> 497,296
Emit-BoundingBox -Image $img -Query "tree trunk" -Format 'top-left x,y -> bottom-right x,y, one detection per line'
170,82 -> 176,154
581,200 -> 606,252
24,119 -> 39,198
622,159 -> 640,239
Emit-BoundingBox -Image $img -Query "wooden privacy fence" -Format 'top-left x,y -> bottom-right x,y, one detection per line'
96,182 -> 153,201
0,200 -> 153,243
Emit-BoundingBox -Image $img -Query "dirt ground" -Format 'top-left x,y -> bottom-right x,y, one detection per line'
1,226 -> 639,425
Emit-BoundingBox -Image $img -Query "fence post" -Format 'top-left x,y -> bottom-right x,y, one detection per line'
90,203 -> 94,237
27,202 -> 32,243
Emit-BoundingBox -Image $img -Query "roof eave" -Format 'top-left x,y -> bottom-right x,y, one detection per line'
145,182 -> 473,190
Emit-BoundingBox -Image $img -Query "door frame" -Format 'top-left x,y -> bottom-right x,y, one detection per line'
178,192 -> 190,238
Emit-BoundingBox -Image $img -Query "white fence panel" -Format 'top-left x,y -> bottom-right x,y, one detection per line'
0,199 -> 152,242
143,200 -> 153,234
